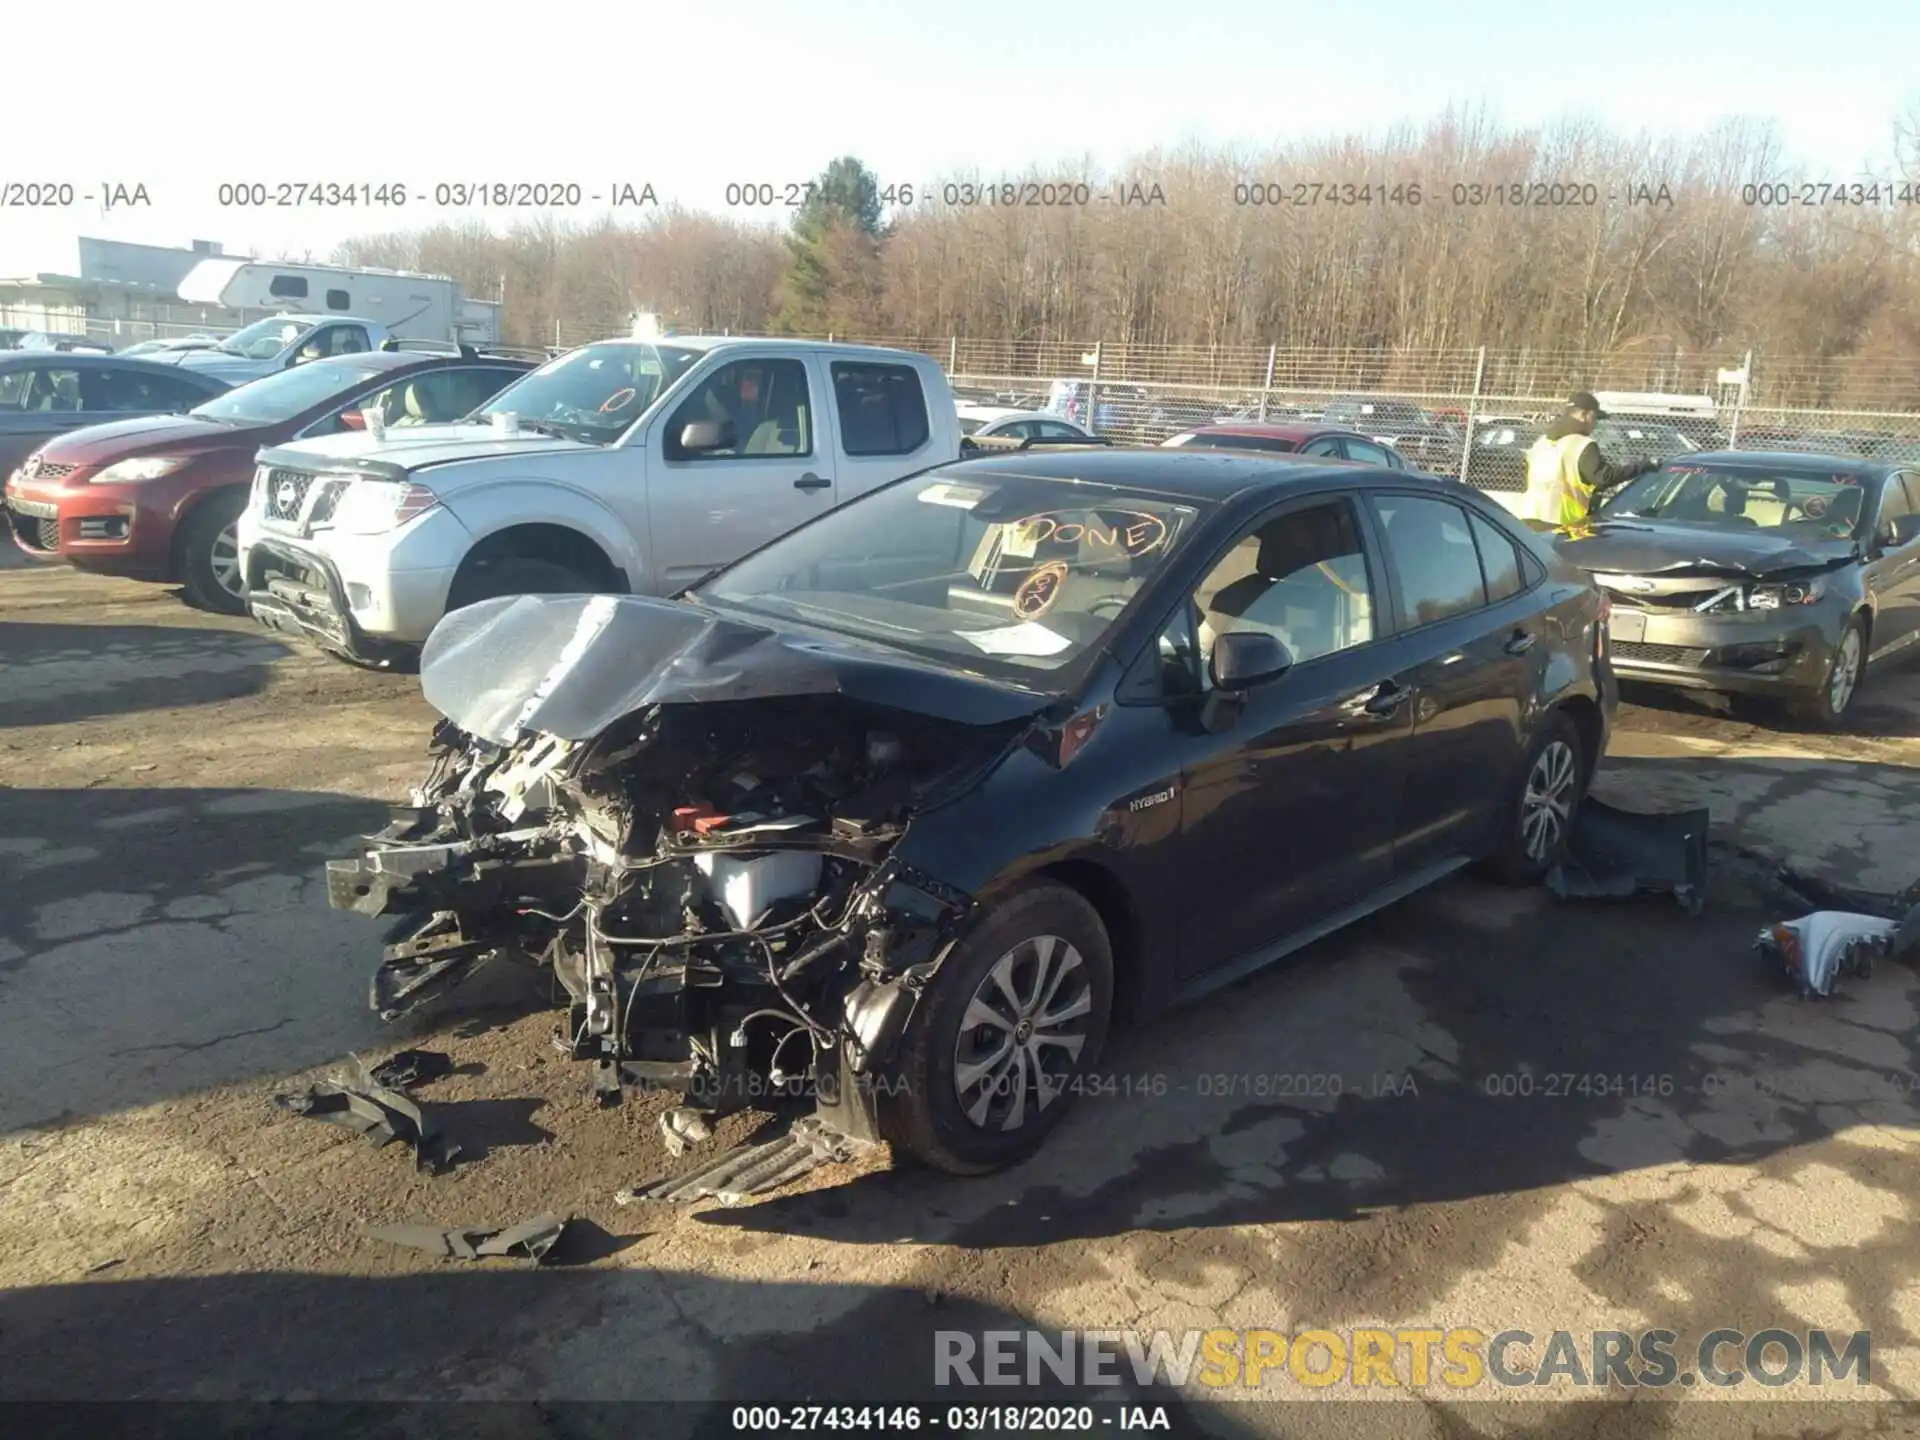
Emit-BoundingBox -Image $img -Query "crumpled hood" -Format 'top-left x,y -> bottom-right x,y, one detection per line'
420,593 -> 1059,745
276,424 -> 590,473
1557,520 -> 1856,578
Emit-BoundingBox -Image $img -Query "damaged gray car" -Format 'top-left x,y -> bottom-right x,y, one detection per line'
326,452 -> 1615,1177
1566,452 -> 1920,725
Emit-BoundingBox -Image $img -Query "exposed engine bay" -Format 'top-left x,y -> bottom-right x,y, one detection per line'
327,693 -> 1020,1137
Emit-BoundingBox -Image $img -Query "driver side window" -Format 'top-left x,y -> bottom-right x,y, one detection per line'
1151,498 -> 1377,697
663,358 -> 813,462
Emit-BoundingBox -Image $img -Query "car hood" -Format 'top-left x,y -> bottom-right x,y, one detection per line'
161,353 -> 275,379
1557,519 -> 1857,578
268,424 -> 592,475
420,592 -> 1060,746
36,413 -> 247,464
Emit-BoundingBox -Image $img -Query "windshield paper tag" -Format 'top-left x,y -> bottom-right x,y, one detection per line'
917,482 -> 985,510
958,622 -> 1071,657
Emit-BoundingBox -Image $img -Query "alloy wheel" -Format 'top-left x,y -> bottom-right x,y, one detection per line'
1828,628 -> 1862,715
210,520 -> 244,598
1520,739 -> 1579,862
952,934 -> 1092,1132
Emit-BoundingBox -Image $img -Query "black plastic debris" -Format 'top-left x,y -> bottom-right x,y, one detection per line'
1756,913 -> 1898,998
618,1116 -> 874,1207
272,1057 -> 461,1172
369,1048 -> 454,1090
1545,797 -> 1710,913
1893,903 -> 1920,963
365,1213 -> 567,1264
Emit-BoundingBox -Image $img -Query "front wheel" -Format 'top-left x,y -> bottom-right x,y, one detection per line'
1787,617 -> 1865,729
1483,710 -> 1589,885
445,555 -> 598,614
176,490 -> 250,615
877,882 -> 1113,1175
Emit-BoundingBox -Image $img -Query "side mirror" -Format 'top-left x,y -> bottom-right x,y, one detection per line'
1209,630 -> 1293,692
678,419 -> 734,453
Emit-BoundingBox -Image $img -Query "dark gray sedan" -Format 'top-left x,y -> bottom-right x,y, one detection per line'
1560,451 -> 1920,725
0,353 -> 231,478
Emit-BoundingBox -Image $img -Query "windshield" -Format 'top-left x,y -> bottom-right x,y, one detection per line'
1597,463 -> 1871,539
959,417 -> 989,436
191,360 -> 389,425
217,316 -> 313,359
476,342 -> 705,443
699,470 -> 1210,676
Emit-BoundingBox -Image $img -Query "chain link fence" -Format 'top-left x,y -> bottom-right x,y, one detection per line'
18,301 -> 1920,483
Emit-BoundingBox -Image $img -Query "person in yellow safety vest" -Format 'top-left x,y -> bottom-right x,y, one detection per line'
1521,391 -> 1660,529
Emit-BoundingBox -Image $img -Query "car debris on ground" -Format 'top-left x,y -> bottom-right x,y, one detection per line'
271,1055 -> 461,1172
1758,912 -> 1897,997
1545,797 -> 1710,913
618,1115 -> 877,1207
365,1213 -> 567,1264
368,1048 -> 454,1089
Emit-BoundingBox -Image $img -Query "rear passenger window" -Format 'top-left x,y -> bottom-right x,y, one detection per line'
1469,510 -> 1525,603
1373,494 -> 1488,626
832,362 -> 930,456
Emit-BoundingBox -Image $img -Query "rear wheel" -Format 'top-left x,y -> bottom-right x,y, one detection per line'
1787,618 -> 1865,729
176,490 -> 249,615
878,882 -> 1112,1175
1484,710 -> 1589,885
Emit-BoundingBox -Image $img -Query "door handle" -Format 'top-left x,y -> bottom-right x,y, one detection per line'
794,472 -> 830,491
1504,629 -> 1537,656
1362,680 -> 1412,716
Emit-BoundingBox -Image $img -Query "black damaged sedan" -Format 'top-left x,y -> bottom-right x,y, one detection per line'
328,451 -> 1615,1176
1565,452 -> 1920,726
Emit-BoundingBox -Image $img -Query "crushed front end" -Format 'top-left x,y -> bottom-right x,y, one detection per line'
326,693 -> 1010,1143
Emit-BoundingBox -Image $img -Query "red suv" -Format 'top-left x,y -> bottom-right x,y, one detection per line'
4,350 -> 532,613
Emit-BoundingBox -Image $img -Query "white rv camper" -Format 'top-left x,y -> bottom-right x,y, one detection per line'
176,259 -> 501,346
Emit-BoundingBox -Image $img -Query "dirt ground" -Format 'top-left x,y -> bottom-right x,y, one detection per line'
5,551 -> 1920,1438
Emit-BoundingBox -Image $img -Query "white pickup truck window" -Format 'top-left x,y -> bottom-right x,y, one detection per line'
831,361 -> 930,456
663,358 -> 813,460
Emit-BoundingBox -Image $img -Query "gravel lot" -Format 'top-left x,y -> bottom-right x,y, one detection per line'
5,550 -> 1920,1437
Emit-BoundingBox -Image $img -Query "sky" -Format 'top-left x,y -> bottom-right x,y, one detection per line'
3,0 -> 1917,274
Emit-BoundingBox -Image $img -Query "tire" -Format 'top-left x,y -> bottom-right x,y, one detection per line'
1483,710 -> 1589,886
445,555 -> 595,612
1787,617 -> 1866,730
877,881 -> 1113,1175
176,490 -> 250,615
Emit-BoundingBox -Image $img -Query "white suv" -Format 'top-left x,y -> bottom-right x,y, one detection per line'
237,337 -> 962,667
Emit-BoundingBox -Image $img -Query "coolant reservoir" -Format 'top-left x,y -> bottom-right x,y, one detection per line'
695,850 -> 824,930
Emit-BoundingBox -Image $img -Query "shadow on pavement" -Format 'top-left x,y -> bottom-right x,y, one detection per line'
0,1268 -> 1891,1437
0,620 -> 291,726
1617,675 -> 1920,741
0,785 -> 456,1132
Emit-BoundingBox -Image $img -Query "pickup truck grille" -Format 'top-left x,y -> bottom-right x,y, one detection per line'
263,469 -> 315,523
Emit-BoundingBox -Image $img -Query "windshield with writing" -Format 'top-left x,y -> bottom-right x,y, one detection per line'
699,471 -> 1208,676
477,342 -> 704,443
1599,463 -> 1869,538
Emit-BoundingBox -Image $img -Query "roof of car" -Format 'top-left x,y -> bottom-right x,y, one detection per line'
579,334 -> 939,364
945,446 -> 1463,503
1182,422 -> 1334,442
0,351 -> 230,380
1674,449 -> 1895,475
